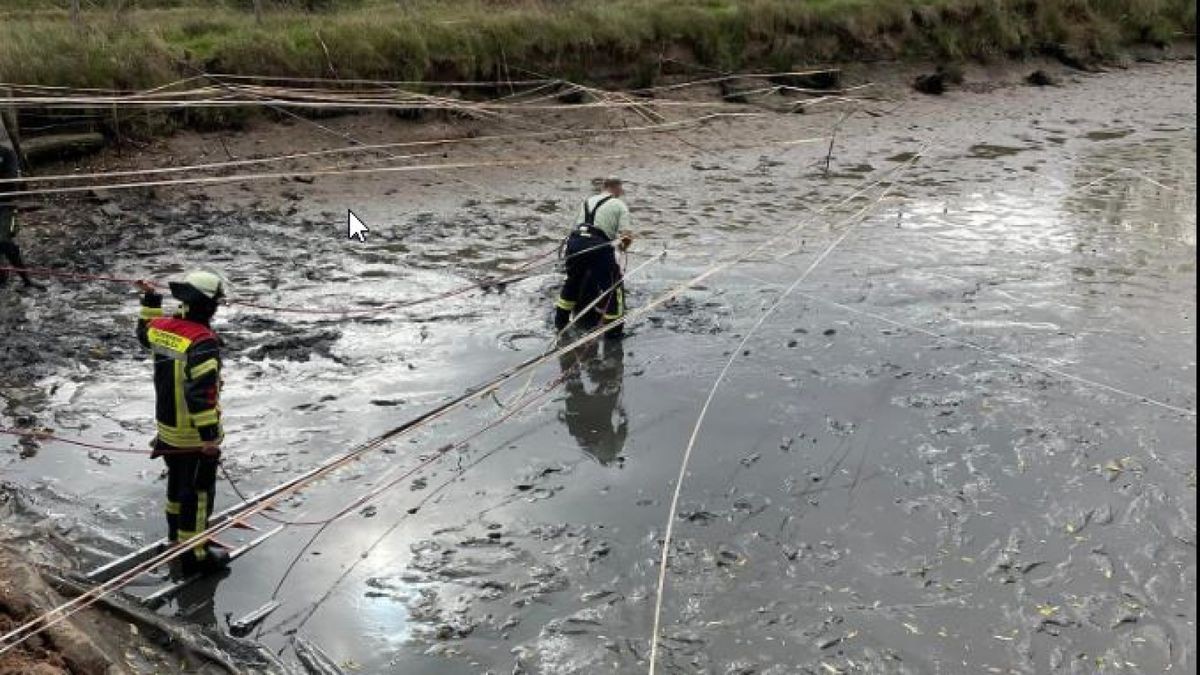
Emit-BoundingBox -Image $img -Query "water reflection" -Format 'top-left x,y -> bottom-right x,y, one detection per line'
172,567 -> 229,628
557,340 -> 627,466
1065,135 -> 1197,247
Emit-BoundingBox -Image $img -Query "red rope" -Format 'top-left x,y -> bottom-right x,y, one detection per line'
226,266 -> 544,316
0,427 -> 150,455
0,246 -> 559,317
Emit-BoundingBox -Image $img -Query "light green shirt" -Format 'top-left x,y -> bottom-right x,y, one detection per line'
577,192 -> 632,241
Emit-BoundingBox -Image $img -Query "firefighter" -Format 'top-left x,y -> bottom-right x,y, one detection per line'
554,177 -> 634,336
135,271 -> 229,575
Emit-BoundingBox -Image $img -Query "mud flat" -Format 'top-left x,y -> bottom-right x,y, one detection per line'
1,60 -> 1195,673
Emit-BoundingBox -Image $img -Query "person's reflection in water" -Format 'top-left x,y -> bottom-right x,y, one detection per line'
557,338 -> 627,466
172,565 -> 229,628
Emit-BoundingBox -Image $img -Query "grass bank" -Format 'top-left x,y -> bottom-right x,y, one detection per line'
0,0 -> 1194,145
1,0 -> 1195,91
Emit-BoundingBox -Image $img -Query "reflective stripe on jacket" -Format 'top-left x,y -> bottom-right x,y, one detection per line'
136,293 -> 223,447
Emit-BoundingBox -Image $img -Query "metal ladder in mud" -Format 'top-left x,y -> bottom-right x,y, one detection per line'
81,486 -> 286,609
80,446 -> 365,613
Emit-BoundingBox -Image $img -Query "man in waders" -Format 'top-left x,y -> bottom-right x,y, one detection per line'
135,271 -> 230,575
554,177 -> 634,337
0,115 -> 36,289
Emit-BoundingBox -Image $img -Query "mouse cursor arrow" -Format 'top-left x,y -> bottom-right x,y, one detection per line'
347,210 -> 369,242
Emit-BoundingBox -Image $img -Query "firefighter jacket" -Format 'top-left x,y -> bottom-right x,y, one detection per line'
136,292 -> 223,448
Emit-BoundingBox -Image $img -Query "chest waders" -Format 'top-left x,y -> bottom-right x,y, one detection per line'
554,196 -> 625,336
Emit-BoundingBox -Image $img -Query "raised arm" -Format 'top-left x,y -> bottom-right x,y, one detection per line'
135,283 -> 163,349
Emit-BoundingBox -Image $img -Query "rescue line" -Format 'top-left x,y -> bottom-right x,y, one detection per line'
0,239 -> 615,317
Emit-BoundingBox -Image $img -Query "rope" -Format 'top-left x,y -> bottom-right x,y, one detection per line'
179,66 -> 504,202
247,356 -> 576,611
645,150 -> 922,674
643,126 -> 1196,669
0,428 -> 149,456
0,113 -> 754,186
0,77 -> 554,95
0,69 -> 836,97
224,250 -> 558,317
3,94 -> 739,112
216,245 -> 640,529
0,242 -> 603,318
0,148 -> 439,185
217,348 -> 575,528
261,353 -> 590,641
0,152 -> 626,199
503,246 -> 662,409
3,73 -> 843,111
0,133 -> 823,199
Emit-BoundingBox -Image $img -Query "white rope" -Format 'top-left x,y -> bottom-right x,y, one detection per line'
645,154 -> 919,673
0,135 -> 823,199
0,112 -> 757,186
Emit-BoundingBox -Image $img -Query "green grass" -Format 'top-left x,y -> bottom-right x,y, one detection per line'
0,0 -> 1193,90
0,0 -> 1193,135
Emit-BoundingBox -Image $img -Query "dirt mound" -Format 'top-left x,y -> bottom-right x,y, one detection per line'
0,548 -> 128,675
0,484 -> 293,675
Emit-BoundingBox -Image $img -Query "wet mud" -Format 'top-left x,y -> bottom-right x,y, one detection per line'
1,62 -> 1195,674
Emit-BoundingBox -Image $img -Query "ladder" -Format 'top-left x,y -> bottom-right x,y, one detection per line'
82,486 -> 286,608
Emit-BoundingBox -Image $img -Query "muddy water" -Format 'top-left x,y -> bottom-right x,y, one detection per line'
2,63 -> 1196,674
